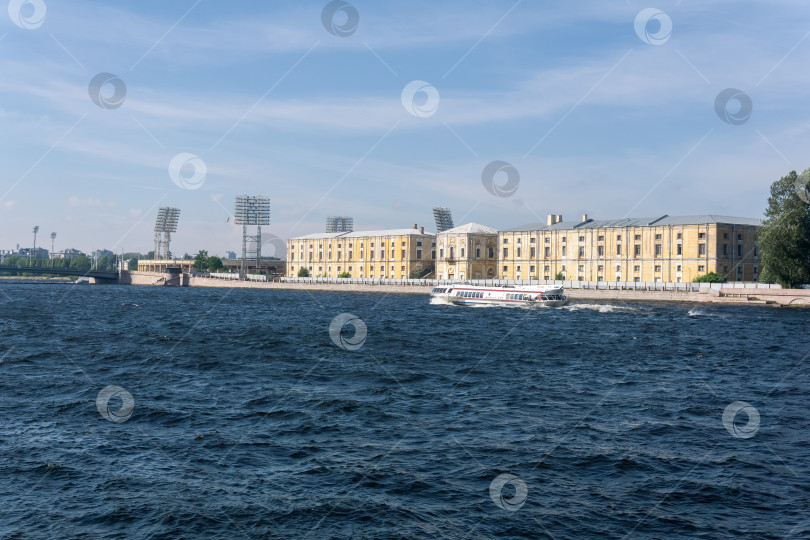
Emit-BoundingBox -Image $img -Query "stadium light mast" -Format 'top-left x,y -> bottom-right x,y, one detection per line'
234,196 -> 271,278
433,207 -> 454,233
30,225 -> 39,265
50,232 -> 56,268
153,207 -> 180,260
325,216 -> 354,233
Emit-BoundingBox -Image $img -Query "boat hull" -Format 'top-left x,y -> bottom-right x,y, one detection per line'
430,284 -> 567,308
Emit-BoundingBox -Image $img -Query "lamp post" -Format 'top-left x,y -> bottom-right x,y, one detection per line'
31,226 -> 39,266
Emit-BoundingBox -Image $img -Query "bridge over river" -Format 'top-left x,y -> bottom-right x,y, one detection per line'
0,266 -> 120,282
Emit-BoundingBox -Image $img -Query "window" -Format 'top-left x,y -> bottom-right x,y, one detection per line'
598,235 -> 604,242
476,248 -> 481,258
655,265 -> 661,272
579,236 -> 585,242
597,246 -> 604,256
461,248 -> 465,257
676,244 -> 682,256
488,247 -> 494,258
544,247 -> 550,257
616,235 -> 622,241
530,247 -> 536,257
416,250 -> 422,258
530,237 -> 536,243
503,266 -> 508,272
561,237 -> 566,243
723,233 -> 728,240
737,244 -> 742,257
503,247 -> 509,257
699,244 -> 706,256
634,265 -> 640,272
723,244 -> 728,256
676,265 -> 681,272
517,265 -> 521,272
440,248 -> 444,258
698,232 -> 706,239
723,265 -> 728,272
655,234 -> 662,240
348,251 -> 352,259
431,250 -> 436,259
677,232 -> 682,239
545,237 -> 550,244
503,239 -> 509,244
578,247 -> 585,257
517,247 -> 521,258
737,234 -> 743,241
544,265 -> 550,272
698,265 -> 705,272
517,237 -> 521,244
391,250 -> 394,258
616,264 -> 621,272
562,246 -> 567,256
530,265 -> 535,272
598,265 -> 604,272
616,244 -> 622,256
634,245 -> 641,256
634,234 -> 641,241
754,245 -> 758,257
655,244 -> 662,256
634,277 -> 640,282
578,264 -> 585,271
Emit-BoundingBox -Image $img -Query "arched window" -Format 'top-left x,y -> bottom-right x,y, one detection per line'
449,246 -> 455,259
488,246 -> 494,258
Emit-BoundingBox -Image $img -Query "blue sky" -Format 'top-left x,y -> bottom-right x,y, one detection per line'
1,0 -> 809,257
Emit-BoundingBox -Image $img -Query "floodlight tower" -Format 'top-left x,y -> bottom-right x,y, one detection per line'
153,207 -> 180,259
234,196 -> 271,278
30,225 -> 39,265
50,232 -> 56,268
325,216 -> 354,233
433,207 -> 454,233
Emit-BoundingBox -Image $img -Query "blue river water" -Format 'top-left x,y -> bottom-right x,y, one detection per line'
0,283 -> 809,539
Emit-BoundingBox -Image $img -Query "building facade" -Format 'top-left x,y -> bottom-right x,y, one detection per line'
498,214 -> 761,283
435,223 -> 498,280
287,225 -> 435,279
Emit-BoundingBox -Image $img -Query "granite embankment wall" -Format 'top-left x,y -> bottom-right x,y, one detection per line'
121,272 -> 810,306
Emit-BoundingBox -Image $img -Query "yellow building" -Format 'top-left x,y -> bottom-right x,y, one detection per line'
435,223 -> 498,280
287,225 -> 435,279
498,214 -> 761,283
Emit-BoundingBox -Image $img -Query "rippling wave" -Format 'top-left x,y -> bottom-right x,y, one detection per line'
1,283 -> 809,538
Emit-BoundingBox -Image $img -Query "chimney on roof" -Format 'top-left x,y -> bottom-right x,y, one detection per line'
582,214 -> 588,222
413,223 -> 418,229
547,214 -> 555,226
557,215 -> 563,224
419,226 -> 424,234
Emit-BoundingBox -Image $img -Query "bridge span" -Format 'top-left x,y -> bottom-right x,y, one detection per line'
0,266 -> 120,283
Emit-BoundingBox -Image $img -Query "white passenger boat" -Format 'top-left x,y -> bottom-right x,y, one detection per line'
430,284 -> 567,307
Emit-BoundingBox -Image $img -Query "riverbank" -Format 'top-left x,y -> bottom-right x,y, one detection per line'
115,271 -> 810,306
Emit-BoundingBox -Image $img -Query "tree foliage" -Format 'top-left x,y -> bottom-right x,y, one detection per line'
758,169 -> 810,287
694,272 -> 726,283
193,250 -> 209,272
553,271 -> 564,281
297,267 -> 310,277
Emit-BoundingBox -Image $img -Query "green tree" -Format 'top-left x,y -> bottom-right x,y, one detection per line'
206,256 -> 223,271
553,271 -> 564,281
337,271 -> 351,278
297,267 -> 310,277
193,250 -> 209,272
128,258 -> 139,271
694,272 -> 726,283
759,169 -> 810,287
